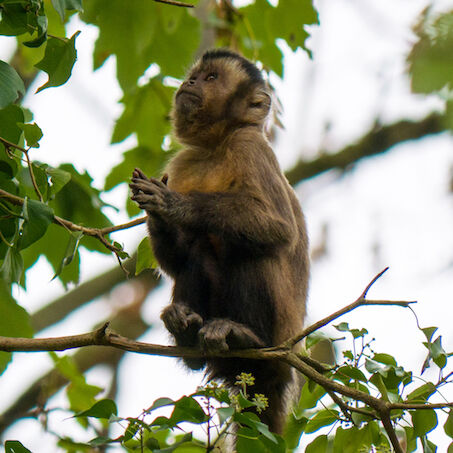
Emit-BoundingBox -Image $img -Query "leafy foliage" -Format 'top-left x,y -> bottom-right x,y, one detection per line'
1,0 -> 453,451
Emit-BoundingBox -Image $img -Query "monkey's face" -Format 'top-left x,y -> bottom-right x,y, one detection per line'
172,51 -> 271,145
174,59 -> 246,123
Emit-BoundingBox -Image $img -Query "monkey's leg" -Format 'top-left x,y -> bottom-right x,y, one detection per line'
199,319 -> 265,352
161,303 -> 206,370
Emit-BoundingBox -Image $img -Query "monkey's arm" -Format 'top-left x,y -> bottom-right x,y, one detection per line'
130,176 -> 294,250
131,169 -> 190,275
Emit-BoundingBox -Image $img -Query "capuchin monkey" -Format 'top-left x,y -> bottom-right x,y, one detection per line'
130,49 -> 309,435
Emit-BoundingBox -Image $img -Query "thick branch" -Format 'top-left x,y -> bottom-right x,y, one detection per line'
285,112 -> 445,185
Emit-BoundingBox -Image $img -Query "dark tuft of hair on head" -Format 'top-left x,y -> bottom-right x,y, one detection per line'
202,49 -> 265,85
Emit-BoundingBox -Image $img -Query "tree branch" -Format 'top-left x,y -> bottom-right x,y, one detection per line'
286,268 -> 417,347
2,300 -> 452,451
0,188 -> 146,254
154,0 -> 194,7
285,112 -> 445,185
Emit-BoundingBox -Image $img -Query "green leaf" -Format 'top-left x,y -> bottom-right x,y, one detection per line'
52,230 -> 82,281
411,409 -> 438,438
0,61 -> 25,108
147,397 -> 175,411
18,198 -> 54,250
335,365 -> 368,383
81,0 -> 157,91
423,336 -> 447,370
82,1 -> 199,91
406,382 -> 436,403
421,327 -> 438,343
236,427 -> 264,453
112,79 -> 173,148
0,2 -> 36,36
445,410 -> 453,438
372,353 -> 397,367
421,436 -> 437,453
334,322 -> 350,332
1,246 -> 23,284
21,223 -> 81,287
297,381 -> 327,411
136,236 -> 157,275
270,0 -> 318,55
4,440 -> 32,453
46,167 -> 71,196
304,409 -> 339,434
365,358 -> 388,376
305,331 -> 331,350
306,434 -> 328,453
50,352 -> 103,419
18,122 -> 43,148
234,412 -> 278,444
0,280 -> 33,375
169,396 -> 208,425
409,12 -> 453,94
0,104 -> 25,143
332,425 -> 375,453
35,31 -> 80,93
217,406 -> 234,426
75,399 -> 118,419
50,164 -> 113,254
51,0 -> 83,22
449,441 -> 453,453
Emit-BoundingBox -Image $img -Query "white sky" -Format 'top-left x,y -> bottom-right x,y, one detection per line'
3,0 -> 453,451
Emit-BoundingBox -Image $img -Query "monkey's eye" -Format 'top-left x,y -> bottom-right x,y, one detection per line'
205,72 -> 218,81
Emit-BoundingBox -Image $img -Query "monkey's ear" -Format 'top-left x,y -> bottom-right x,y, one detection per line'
248,89 -> 271,123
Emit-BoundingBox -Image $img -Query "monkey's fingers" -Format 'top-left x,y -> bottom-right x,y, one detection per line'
149,177 -> 168,189
161,173 -> 169,185
130,179 -> 161,195
129,181 -> 141,196
134,168 -> 149,180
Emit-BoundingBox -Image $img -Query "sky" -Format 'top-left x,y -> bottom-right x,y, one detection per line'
2,0 -> 453,450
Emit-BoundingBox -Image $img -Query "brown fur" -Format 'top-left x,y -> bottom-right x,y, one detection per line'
130,49 -> 309,435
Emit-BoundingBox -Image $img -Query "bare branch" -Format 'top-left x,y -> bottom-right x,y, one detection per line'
286,268 -> 416,347
154,0 -> 194,7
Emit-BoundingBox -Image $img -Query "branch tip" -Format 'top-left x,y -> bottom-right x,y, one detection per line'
361,267 -> 389,299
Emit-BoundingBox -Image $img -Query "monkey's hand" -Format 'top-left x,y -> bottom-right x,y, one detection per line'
130,168 -> 175,217
199,319 -> 265,352
161,303 -> 203,343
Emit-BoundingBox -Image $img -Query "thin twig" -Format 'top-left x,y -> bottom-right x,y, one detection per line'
286,268 -> 416,347
24,148 -> 43,202
0,188 -> 146,254
154,0 -> 194,7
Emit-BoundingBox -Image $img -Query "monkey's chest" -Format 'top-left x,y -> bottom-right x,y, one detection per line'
167,163 -> 235,194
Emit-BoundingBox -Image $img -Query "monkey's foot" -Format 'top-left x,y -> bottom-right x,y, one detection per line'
199,319 -> 265,352
161,303 -> 203,341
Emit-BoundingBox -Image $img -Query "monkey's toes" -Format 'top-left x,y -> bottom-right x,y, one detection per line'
199,324 -> 229,352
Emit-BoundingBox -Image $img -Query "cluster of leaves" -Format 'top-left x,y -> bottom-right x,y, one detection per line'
5,372 -> 286,453
282,322 -> 453,453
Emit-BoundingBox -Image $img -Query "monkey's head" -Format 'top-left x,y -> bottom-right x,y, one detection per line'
172,49 -> 271,146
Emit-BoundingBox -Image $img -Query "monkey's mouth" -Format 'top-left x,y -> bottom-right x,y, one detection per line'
176,90 -> 202,103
